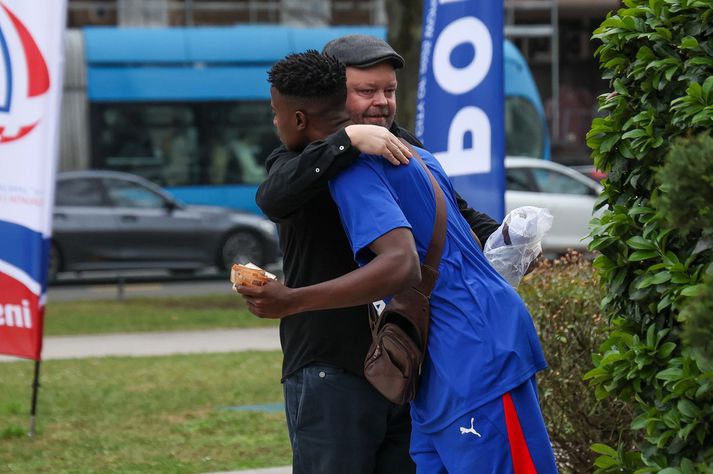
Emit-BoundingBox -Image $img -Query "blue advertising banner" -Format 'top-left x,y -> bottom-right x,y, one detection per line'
417,0 -> 504,220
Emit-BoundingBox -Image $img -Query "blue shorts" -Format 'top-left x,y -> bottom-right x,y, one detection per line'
410,377 -> 558,473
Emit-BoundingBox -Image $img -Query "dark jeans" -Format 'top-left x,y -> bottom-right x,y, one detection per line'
283,364 -> 415,474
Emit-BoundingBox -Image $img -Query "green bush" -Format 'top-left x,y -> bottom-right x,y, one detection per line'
658,133 -> 713,367
680,273 -> 713,364
657,133 -> 713,239
519,253 -> 638,474
585,0 -> 713,471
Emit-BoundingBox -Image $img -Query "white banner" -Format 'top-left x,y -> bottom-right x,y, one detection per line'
0,0 -> 66,360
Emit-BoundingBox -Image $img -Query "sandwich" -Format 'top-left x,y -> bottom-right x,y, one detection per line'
230,262 -> 276,289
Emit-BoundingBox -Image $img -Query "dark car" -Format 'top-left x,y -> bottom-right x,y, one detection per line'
50,170 -> 279,280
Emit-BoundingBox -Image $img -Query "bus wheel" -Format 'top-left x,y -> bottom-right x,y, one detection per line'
220,231 -> 264,270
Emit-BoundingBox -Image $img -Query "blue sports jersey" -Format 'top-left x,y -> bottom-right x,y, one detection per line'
328,147 -> 547,434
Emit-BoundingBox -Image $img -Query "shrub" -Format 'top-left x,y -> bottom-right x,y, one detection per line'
657,133 -> 713,239
585,0 -> 713,471
658,133 -> 713,367
519,253 -> 638,474
680,273 -> 713,364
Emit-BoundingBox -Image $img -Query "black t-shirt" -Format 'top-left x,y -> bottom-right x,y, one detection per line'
276,186 -> 372,378
259,129 -> 370,378
257,125 -> 500,379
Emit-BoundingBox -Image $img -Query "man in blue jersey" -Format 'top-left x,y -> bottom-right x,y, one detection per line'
238,51 -> 558,473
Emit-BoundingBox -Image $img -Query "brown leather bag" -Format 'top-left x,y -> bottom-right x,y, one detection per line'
364,144 -> 447,405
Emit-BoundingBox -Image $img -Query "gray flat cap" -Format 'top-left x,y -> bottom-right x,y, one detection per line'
323,34 -> 405,69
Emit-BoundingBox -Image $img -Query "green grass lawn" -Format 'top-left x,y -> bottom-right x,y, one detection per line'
44,295 -> 278,336
0,351 -> 290,473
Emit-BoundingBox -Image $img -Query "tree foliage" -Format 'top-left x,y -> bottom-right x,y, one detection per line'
658,133 -> 713,367
657,133 -> 713,239
585,0 -> 713,472
680,272 -> 713,364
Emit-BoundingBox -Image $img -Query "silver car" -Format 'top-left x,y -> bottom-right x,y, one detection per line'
505,157 -> 604,256
51,170 -> 279,280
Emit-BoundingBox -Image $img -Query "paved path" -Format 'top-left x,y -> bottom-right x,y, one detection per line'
0,327 -> 281,362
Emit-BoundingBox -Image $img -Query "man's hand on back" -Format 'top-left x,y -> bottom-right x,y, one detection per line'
345,124 -> 412,166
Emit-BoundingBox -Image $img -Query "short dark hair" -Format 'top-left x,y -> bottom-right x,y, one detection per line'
268,50 -> 346,104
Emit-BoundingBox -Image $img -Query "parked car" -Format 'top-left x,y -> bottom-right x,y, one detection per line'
505,157 -> 603,256
50,170 -> 279,280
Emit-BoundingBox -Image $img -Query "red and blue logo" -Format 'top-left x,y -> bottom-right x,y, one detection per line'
0,1 -> 50,144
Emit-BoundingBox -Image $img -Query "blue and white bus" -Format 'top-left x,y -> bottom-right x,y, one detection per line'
60,25 -> 548,215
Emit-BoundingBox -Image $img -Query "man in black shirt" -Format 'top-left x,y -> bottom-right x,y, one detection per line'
254,37 -> 500,473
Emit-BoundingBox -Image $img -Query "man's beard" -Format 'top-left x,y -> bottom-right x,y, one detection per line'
362,110 -> 392,127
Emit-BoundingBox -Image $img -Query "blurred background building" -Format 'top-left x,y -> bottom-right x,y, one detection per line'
66,0 -> 384,27
504,0 -> 620,165
66,0 -> 619,165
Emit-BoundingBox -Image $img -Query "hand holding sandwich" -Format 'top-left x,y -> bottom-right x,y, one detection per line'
231,263 -> 298,319
236,279 -> 300,319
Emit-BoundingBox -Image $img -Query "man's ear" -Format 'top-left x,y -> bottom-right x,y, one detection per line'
295,110 -> 307,131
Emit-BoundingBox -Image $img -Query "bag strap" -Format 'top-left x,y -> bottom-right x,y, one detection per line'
400,139 -> 447,297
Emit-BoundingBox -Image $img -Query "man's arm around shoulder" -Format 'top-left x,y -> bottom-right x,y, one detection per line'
256,129 -> 359,221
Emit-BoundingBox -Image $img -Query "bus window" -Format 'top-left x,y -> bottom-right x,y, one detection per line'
90,102 -> 280,188
505,96 -> 545,159
69,28 -> 551,216
202,102 -> 277,186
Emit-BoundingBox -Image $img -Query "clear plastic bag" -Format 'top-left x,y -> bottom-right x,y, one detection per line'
484,206 -> 553,287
